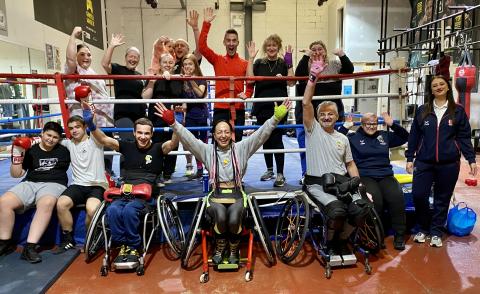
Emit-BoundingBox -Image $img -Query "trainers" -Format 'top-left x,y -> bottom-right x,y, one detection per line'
163,176 -> 172,184
429,236 -> 443,248
393,233 -> 406,250
228,239 -> 240,264
413,232 -> 427,243
274,173 -> 286,187
114,245 -> 129,263
54,231 -> 76,255
0,239 -> 15,256
21,243 -> 42,263
126,248 -> 140,262
212,237 -> 227,264
260,170 -> 275,181
185,164 -> 194,176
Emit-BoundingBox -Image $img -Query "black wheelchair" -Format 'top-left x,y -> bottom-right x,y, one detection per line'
174,192 -> 275,283
274,174 -> 384,279
83,184 -> 182,276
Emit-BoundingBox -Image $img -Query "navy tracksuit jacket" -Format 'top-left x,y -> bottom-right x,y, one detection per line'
406,103 -> 476,236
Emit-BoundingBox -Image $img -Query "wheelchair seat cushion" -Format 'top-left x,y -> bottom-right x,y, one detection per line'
104,183 -> 152,202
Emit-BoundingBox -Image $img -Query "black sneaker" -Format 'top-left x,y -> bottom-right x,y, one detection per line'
54,231 -> 76,255
212,238 -> 227,264
21,244 -> 42,263
337,240 -> 351,256
0,239 -> 15,256
393,234 -> 406,251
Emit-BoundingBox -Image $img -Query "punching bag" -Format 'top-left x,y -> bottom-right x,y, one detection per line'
455,49 -> 477,118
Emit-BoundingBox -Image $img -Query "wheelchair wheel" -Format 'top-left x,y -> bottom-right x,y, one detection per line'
356,206 -> 385,254
158,196 -> 185,259
274,194 -> 310,263
181,198 -> 205,269
84,201 -> 107,262
249,195 -> 276,266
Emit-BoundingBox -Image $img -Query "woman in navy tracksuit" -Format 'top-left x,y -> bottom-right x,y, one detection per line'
339,112 -> 409,250
406,75 -> 477,248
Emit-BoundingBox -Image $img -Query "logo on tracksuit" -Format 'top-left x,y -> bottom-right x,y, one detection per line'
145,155 -> 152,165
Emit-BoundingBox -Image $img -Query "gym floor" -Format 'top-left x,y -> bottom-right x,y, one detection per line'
47,157 -> 480,294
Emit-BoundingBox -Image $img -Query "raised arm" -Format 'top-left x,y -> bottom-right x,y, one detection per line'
82,103 -> 119,151
303,56 -> 325,132
332,48 -> 354,74
187,10 -> 202,61
199,8 -> 219,64
284,45 -> 296,87
162,131 -> 179,155
238,99 -> 292,158
66,27 -> 82,74
382,112 -> 409,148
154,102 -> 209,163
246,41 -> 258,84
101,33 -> 125,74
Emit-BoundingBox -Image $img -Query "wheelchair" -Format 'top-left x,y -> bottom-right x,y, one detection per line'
274,175 -> 384,279
83,183 -> 159,276
178,192 -> 276,283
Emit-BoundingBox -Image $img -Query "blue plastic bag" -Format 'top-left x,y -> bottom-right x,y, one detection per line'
447,202 -> 477,237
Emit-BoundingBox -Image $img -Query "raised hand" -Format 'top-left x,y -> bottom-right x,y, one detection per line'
343,114 -> 354,129
246,41 -> 258,60
204,7 -> 216,23
72,26 -> 82,38
110,33 -> 125,48
274,98 -> 292,121
187,10 -> 199,29
332,48 -> 345,57
381,112 -> 394,127
154,103 -> 175,125
308,54 -> 326,83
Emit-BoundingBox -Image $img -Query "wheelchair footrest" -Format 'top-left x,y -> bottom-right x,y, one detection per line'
217,263 -> 239,270
329,255 -> 343,267
113,260 -> 140,270
328,254 -> 357,267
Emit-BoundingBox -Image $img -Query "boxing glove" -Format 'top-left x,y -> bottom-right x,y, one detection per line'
74,85 -> 91,102
160,109 -> 175,126
11,137 -> 32,164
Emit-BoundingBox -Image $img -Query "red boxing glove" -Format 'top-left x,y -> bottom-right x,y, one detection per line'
11,137 -> 33,164
161,109 -> 175,126
74,85 -> 91,102
465,178 -> 478,186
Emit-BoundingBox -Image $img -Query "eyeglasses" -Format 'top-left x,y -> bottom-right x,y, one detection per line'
362,123 -> 378,128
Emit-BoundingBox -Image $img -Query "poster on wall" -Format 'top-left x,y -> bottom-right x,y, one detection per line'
409,0 -> 477,68
0,0 -> 7,36
46,44 -> 54,70
33,0 -> 104,49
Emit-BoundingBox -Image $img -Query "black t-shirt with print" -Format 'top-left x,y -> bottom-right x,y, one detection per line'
119,141 -> 164,187
22,144 -> 71,186
111,63 -> 146,121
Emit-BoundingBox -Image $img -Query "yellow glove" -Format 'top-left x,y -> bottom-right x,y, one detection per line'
274,103 -> 288,121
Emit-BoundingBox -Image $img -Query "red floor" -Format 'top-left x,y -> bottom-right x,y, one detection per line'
48,160 -> 480,294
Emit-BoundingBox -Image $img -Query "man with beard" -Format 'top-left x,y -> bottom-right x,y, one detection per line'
198,7 -> 253,141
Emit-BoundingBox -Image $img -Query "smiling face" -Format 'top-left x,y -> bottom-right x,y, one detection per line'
182,58 -> 195,76
223,33 -> 239,57
361,113 -> 378,136
125,49 -> 140,70
264,40 -> 280,60
174,40 -> 189,60
40,130 -> 61,151
134,124 -> 153,149
309,42 -> 327,61
68,121 -> 87,142
160,54 -> 175,73
76,47 -> 92,69
431,77 -> 449,99
213,121 -> 232,149
317,104 -> 338,131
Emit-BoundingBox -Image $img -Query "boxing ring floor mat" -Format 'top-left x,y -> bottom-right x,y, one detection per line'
0,248 -> 80,294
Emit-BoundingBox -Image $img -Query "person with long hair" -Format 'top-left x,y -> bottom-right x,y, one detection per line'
294,40 -> 354,183
406,75 -> 477,248
154,98 -> 291,264
181,53 -> 208,179
246,34 -> 295,187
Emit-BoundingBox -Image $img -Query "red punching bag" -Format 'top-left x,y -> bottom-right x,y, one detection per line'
454,49 -> 477,117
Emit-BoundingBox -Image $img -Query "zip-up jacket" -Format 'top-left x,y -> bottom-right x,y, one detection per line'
339,123 -> 409,178
406,104 -> 475,164
199,21 -> 253,110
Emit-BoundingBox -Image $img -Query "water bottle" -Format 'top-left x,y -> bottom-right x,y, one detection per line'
202,169 -> 209,193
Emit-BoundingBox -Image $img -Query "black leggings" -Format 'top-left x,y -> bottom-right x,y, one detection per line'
207,199 -> 245,234
256,116 -> 284,174
361,176 -> 406,235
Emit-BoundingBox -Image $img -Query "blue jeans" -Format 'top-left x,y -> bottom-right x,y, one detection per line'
106,199 -> 146,249
296,128 -> 306,176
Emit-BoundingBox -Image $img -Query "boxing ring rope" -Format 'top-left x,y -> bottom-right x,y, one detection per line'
0,68 -> 407,140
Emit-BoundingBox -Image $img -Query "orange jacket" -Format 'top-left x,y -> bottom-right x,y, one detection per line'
199,21 -> 253,110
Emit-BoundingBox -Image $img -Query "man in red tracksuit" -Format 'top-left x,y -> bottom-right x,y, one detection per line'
199,7 -> 253,141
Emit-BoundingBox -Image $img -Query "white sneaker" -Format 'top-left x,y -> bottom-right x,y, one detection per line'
429,236 -> 443,247
413,232 -> 427,243
185,164 -> 194,176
